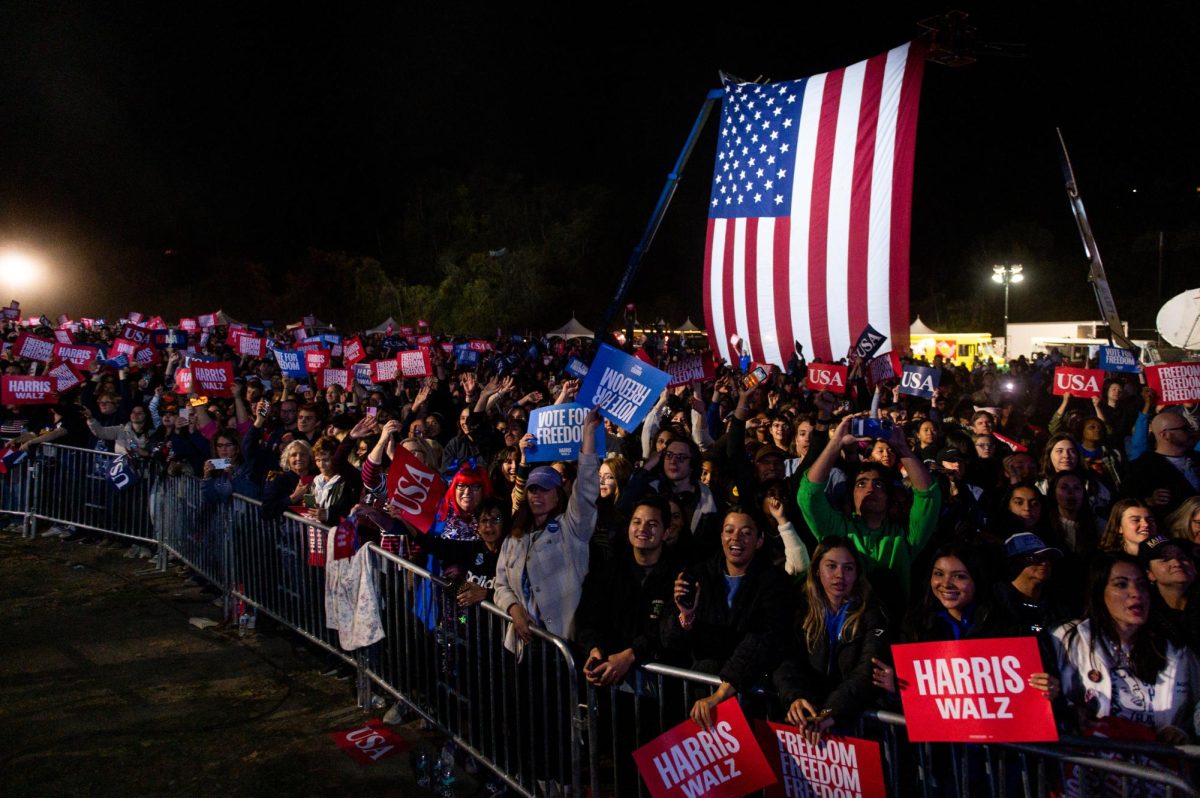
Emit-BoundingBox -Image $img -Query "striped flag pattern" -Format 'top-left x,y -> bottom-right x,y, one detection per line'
703,42 -> 925,366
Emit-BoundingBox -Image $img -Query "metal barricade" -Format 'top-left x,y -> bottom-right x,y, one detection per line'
0,452 -> 31,536
152,468 -> 232,593
227,494 -> 350,663
361,543 -> 585,798
27,444 -> 157,543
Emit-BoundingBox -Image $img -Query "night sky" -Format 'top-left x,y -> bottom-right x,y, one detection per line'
2,3 -> 1197,332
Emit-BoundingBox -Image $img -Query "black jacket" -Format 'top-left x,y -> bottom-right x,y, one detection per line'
575,551 -> 681,666
660,551 -> 794,692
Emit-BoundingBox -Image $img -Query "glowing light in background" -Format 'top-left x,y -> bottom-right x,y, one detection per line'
0,247 -> 46,292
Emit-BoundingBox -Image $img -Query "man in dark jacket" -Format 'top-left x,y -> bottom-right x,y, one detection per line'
1123,412 -> 1200,523
662,506 -> 794,729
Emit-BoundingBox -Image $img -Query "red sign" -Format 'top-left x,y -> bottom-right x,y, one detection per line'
806,363 -> 848,395
666,355 -> 716,387
385,443 -> 446,532
198,312 -> 217,329
120,323 -> 153,344
318,368 -> 349,390
191,361 -> 234,398
1145,362 -> 1200,406
891,637 -> 1058,743
632,698 -> 776,798
415,334 -> 433,346
369,358 -> 400,383
867,352 -> 903,388
397,349 -> 432,378
53,328 -> 75,344
398,326 -> 415,336
467,339 -> 493,352
14,332 -> 55,362
235,333 -> 266,358
127,311 -> 144,324
110,338 -> 140,358
440,342 -> 454,355
328,720 -> 408,765
52,343 -> 99,370
934,339 -> 957,359
1052,367 -> 1104,399
1,376 -> 56,405
342,336 -> 366,366
305,349 -> 332,372
179,317 -> 198,332
133,346 -> 160,367
146,315 -> 167,330
757,723 -> 886,798
173,367 -> 192,394
45,361 -> 83,393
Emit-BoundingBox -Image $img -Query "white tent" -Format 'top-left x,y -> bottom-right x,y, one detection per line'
910,316 -> 938,336
365,317 -> 402,336
547,316 -> 594,340
676,317 -> 704,335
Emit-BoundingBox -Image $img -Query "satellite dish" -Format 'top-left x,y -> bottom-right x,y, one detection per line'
1156,288 -> 1200,349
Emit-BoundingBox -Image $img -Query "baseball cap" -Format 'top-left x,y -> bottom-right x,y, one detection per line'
1004,532 -> 1062,561
1138,535 -> 1192,568
526,466 -> 563,491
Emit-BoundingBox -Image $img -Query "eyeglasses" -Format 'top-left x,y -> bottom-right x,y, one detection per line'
455,484 -> 483,493
478,515 -> 504,525
663,452 -> 691,462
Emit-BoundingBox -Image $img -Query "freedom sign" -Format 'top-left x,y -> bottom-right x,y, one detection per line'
397,349 -> 432,378
579,343 -> 671,433
14,332 -> 55,363
318,367 -> 349,390
384,443 -> 446,532
891,636 -> 1058,743
757,723 -> 886,798
235,333 -> 267,358
46,361 -> 84,393
899,364 -> 940,398
806,363 -> 847,395
2,376 -> 56,405
866,351 -> 903,388
565,356 -> 590,379
666,355 -> 716,388
369,358 -> 400,383
191,361 -> 234,398
1145,362 -> 1200,405
1098,346 -> 1140,374
273,348 -> 308,378
1052,367 -> 1104,399
53,328 -> 75,344
52,343 -> 99,370
526,403 -> 605,463
632,698 -> 775,798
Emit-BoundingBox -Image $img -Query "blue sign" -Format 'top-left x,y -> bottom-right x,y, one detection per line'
100,353 -> 129,369
526,403 -> 606,463
273,348 -> 309,378
1098,346 -> 1140,373
380,336 -> 405,354
455,346 -> 480,367
851,323 -> 888,361
565,357 -> 590,379
107,455 -> 139,492
353,363 -> 374,388
578,344 -> 671,433
152,329 -> 189,350
898,364 -> 940,398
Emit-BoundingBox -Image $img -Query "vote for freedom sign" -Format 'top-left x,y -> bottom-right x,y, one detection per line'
526,403 -> 605,463
579,344 -> 670,433
891,636 -> 1058,743
632,698 -> 775,798
757,723 -> 886,798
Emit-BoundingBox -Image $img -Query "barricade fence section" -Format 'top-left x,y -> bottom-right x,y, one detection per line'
4,442 -> 1198,798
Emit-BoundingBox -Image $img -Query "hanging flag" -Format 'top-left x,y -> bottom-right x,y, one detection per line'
703,42 -> 925,366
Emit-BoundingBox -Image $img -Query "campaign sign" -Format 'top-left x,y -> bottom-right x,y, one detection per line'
120,323 -> 152,345
899,365 -> 941,399
632,698 -> 776,798
179,317 -> 198,332
15,332 -> 55,363
369,358 -> 400,383
850,323 -> 888,363
111,338 -> 140,358
198,312 -> 217,329
891,636 -> 1058,743
2,376 -> 56,405
565,356 -> 590,379
235,333 -> 266,358
133,346 -> 160,367
806,363 -> 848,395
579,343 -> 671,433
398,326 -> 415,336
173,367 -> 192,394
329,720 -> 408,766
758,723 -> 886,798
415,334 -> 433,346
54,328 -> 75,344
1,307 -> 19,321
52,343 -> 99,370
467,339 -> 493,352
526,403 -> 605,463
353,363 -> 374,388
305,349 -> 332,372
343,336 -> 366,366
273,348 -> 308,378
319,367 -> 349,390
1146,362 -> 1200,405
1052,367 -> 1104,399
152,329 -> 189,349
866,352 -> 903,388
398,349 -> 433,378
191,361 -> 234,398
385,443 -> 446,532
666,355 -> 715,388
99,353 -> 129,369
455,346 -> 480,367
1098,346 -> 1140,374
46,361 -> 83,393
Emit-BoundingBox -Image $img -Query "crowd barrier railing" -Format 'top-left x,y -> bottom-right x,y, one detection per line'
7,442 -> 1199,798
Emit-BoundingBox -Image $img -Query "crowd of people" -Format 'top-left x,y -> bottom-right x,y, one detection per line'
4,314 -> 1200,765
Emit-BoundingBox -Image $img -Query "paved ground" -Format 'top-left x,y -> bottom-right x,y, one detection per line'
0,525 -> 483,797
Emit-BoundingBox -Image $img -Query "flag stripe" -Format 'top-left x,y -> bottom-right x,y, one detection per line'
743,217 -> 763,363
889,42 -> 924,355
770,216 -> 792,367
721,219 -> 739,364
826,60 -> 866,361
702,217 -> 718,358
789,76 -> 821,366
753,217 -> 781,366
847,53 -> 886,344
807,67 -> 844,361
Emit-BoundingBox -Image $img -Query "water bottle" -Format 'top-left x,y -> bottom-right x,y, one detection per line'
237,612 -> 249,638
435,757 -> 455,797
413,749 -> 431,787
246,609 -> 257,633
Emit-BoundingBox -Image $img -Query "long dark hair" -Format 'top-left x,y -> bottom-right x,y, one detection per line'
906,542 -> 992,642
1063,553 -> 1166,684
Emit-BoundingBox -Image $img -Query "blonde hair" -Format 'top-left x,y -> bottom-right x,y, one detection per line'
801,538 -> 873,653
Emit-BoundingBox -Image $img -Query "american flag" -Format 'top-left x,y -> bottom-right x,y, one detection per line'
703,42 -> 925,366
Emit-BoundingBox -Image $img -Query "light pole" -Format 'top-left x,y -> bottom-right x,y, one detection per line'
991,264 -> 1024,357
